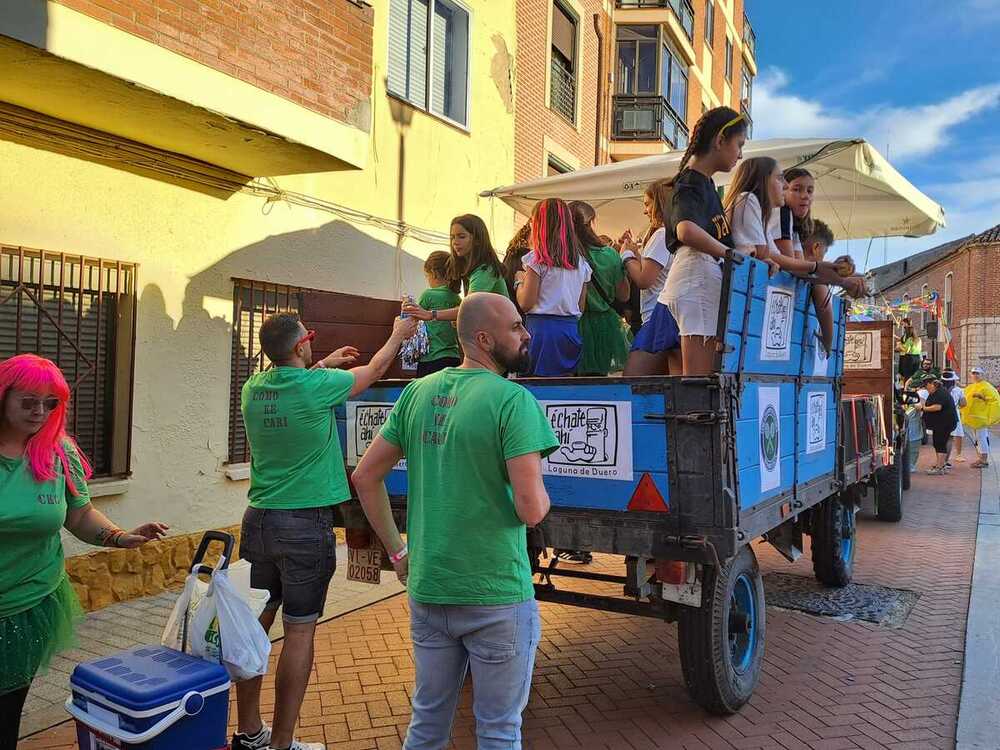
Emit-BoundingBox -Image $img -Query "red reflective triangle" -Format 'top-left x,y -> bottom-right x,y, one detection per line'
628,472 -> 668,512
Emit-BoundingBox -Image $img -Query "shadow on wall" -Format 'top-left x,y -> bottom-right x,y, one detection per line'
131,219 -> 427,478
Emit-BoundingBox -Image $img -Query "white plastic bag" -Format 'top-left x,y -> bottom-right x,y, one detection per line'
189,566 -> 272,681
161,560 -> 269,653
161,569 -> 204,652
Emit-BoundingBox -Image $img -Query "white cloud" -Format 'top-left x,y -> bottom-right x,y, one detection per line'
753,69 -> 1000,162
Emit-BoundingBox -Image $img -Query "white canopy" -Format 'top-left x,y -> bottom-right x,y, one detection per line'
482,138 -> 946,241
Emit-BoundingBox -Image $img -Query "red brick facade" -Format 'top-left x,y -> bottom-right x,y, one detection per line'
50,0 -> 374,129
513,0 -> 612,183
877,227 -> 1000,378
514,1 -> 755,189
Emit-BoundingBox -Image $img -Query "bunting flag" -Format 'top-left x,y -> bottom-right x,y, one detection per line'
849,291 -> 939,320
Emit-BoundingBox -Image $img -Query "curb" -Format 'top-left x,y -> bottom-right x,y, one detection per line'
957,433 -> 1000,750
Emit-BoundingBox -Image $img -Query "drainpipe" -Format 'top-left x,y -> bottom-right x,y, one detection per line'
593,13 -> 605,166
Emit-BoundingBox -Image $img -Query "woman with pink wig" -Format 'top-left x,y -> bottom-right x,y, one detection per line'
515,198 -> 593,376
0,354 -> 167,744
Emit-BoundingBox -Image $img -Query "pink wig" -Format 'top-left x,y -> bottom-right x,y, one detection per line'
0,354 -> 92,495
529,198 -> 577,270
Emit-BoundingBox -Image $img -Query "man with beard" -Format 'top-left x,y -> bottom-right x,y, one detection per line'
352,292 -> 558,750
235,311 -> 416,750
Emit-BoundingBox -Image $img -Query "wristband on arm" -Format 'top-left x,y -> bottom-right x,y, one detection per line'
389,544 -> 408,564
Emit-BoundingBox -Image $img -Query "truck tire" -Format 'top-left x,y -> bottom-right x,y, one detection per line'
677,545 -> 765,715
875,462 -> 903,522
812,493 -> 856,586
899,442 -> 911,492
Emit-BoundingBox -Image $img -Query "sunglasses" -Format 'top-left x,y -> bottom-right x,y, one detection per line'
20,396 -> 60,413
296,330 -> 316,347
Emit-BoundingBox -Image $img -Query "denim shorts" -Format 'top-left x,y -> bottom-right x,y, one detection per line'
239,506 -> 337,623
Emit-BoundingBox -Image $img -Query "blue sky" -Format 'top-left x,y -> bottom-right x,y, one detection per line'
748,0 -> 1000,270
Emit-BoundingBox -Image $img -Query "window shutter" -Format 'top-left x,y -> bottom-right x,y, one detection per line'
552,2 -> 576,67
387,0 -> 428,107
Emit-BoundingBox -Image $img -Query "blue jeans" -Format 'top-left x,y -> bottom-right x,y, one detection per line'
404,597 -> 541,750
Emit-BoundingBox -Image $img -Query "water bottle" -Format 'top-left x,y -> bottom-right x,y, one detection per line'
400,293 -> 414,318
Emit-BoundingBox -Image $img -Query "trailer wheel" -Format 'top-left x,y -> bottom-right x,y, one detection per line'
812,493 -> 857,586
875,461 -> 903,522
899,442 -> 911,491
677,545 -> 765,715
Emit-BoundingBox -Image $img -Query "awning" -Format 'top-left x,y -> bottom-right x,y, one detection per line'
482,138 -> 946,240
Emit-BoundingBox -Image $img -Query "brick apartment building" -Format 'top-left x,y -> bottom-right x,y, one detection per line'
867,225 -> 1000,381
514,0 -> 757,184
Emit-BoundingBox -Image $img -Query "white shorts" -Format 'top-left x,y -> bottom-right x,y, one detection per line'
660,248 -> 723,338
975,427 -> 992,454
952,422 -> 964,438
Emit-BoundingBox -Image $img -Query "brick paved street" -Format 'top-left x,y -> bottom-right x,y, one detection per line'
22,445 -> 982,750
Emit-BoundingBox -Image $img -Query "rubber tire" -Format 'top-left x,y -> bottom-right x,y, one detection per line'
812,493 -> 857,587
677,545 -> 765,715
875,461 -> 903,522
899,441 -> 911,492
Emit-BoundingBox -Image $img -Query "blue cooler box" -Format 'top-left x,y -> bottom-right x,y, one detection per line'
66,646 -> 230,750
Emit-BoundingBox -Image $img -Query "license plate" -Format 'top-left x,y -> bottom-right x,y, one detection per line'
347,546 -> 382,585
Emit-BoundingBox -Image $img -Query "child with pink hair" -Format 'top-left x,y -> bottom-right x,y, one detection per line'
0,354 -> 167,743
515,198 -> 592,376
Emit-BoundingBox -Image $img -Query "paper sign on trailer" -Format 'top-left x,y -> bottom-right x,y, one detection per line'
346,402 -> 406,469
538,400 -> 633,481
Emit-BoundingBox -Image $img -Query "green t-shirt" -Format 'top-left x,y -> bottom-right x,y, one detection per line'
242,367 -> 355,509
582,245 -> 625,315
418,286 -> 462,362
468,264 -> 510,298
380,368 -> 559,605
0,442 -> 91,618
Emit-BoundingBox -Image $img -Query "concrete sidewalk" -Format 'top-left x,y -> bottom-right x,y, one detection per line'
957,436 -> 1000,750
18,544 -> 404,740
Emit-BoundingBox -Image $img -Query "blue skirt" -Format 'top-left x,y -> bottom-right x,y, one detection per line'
525,314 -> 582,376
630,302 -> 680,354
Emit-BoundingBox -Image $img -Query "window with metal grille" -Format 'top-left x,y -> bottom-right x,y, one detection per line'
227,280 -> 304,465
550,1 -> 577,123
0,245 -> 137,478
387,0 -> 470,126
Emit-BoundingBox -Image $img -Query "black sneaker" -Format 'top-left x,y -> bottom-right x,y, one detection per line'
233,725 -> 272,750
555,550 -> 593,564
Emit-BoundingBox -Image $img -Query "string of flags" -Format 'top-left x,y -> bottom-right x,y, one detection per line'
848,290 -> 939,319
848,290 -> 957,365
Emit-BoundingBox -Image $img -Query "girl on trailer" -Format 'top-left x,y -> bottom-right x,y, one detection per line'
619,180 -> 680,375
516,198 -> 592,376
402,214 -> 509,323
569,201 -> 631,376
414,251 -> 462,376
657,107 -> 747,375
777,167 -> 866,298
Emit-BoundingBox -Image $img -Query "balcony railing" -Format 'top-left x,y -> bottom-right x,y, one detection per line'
743,13 -> 756,57
550,56 -> 576,123
612,95 -> 689,150
616,0 -> 695,41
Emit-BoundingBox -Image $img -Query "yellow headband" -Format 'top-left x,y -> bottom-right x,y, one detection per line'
721,113 -> 745,132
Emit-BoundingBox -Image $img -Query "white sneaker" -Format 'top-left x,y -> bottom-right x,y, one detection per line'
232,725 -> 271,750
267,741 -> 325,750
